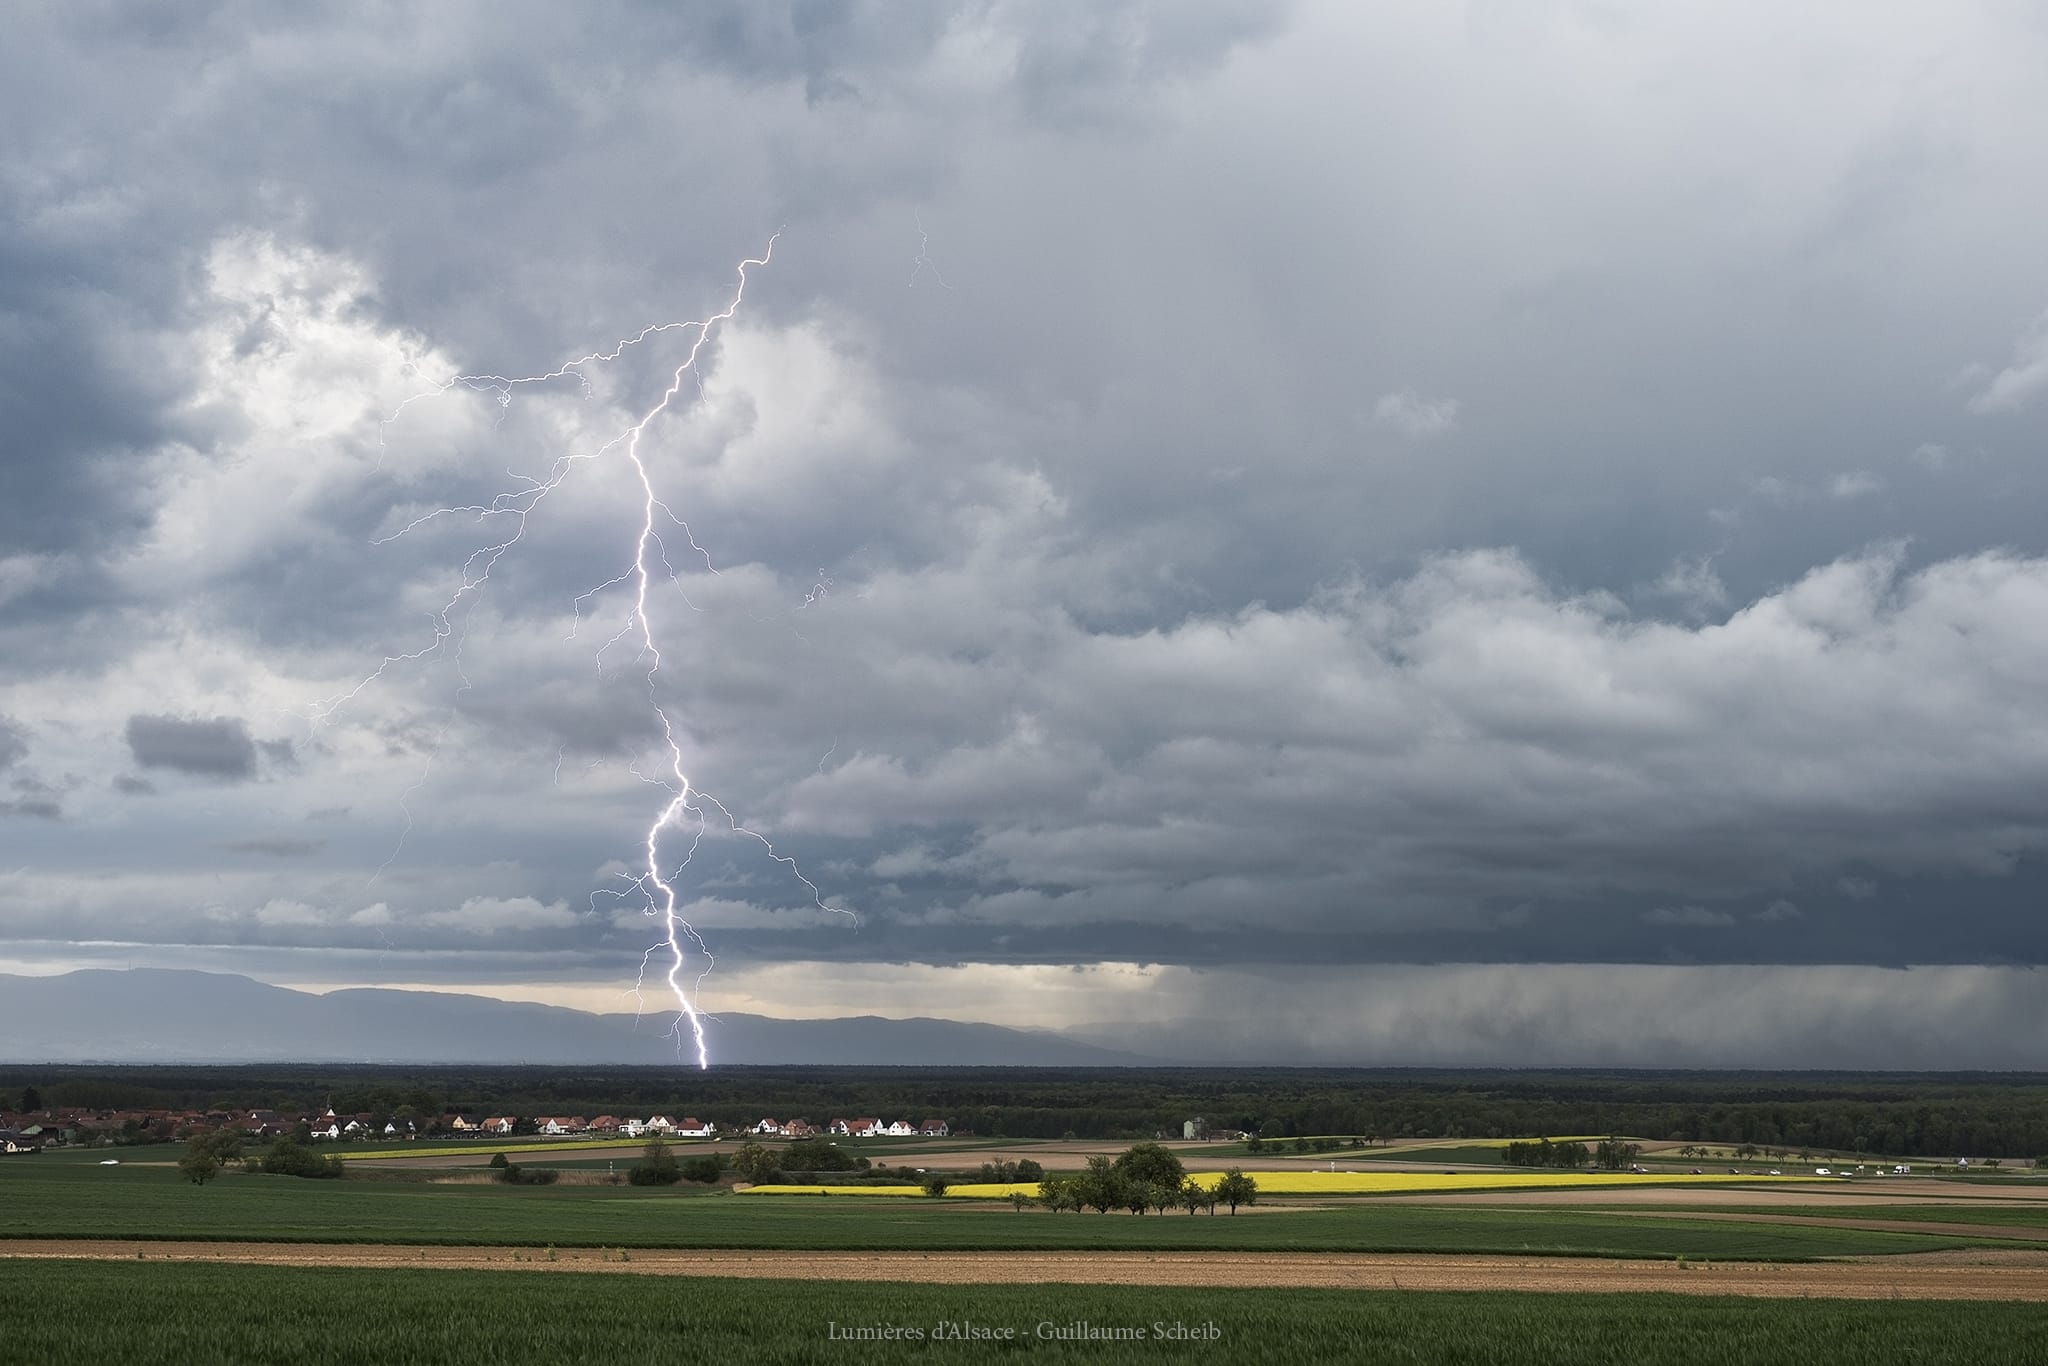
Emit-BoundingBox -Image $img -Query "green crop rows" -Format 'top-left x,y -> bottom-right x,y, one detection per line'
0,1159 -> 2019,1259
3,1261 -> 2044,1366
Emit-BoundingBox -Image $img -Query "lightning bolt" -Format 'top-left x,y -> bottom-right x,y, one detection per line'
324,236 -> 848,1068
908,211 -> 953,291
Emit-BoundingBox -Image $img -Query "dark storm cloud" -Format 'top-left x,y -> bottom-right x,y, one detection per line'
0,797 -> 62,821
215,836 -> 327,858
0,718 -> 61,818
124,715 -> 259,780
4,1 -> 2048,1054
0,716 -> 26,771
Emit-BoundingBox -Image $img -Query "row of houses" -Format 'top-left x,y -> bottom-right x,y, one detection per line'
821,1118 -> 950,1138
433,1115 -> 952,1139
446,1115 -> 716,1139
0,1106 -> 955,1149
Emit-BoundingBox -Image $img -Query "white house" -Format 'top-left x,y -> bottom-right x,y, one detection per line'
752,1118 -> 784,1136
618,1118 -> 646,1138
884,1119 -> 917,1137
645,1116 -> 677,1134
308,1120 -> 341,1140
673,1118 -> 715,1138
919,1118 -> 950,1137
846,1117 -> 882,1137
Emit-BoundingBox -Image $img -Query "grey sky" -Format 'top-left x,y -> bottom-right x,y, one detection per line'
3,1 -> 2047,1061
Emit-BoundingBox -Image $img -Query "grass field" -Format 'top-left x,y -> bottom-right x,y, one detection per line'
1622,1204 -> 2048,1229
0,1161 -> 2015,1259
3,1260 -> 2044,1366
1201,1135 -> 1613,1160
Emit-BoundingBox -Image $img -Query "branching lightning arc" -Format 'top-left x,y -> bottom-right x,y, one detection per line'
319,237 -> 845,1068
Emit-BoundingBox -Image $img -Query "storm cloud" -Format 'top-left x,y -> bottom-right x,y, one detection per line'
124,715 -> 260,781
3,2 -> 2047,1058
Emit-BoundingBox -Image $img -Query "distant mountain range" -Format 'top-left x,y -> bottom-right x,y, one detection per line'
0,969 -> 1155,1066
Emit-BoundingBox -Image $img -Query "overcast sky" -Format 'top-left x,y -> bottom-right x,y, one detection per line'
4,2 -> 2047,1065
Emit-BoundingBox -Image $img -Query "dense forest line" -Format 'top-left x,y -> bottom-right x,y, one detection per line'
7,1066 -> 2048,1158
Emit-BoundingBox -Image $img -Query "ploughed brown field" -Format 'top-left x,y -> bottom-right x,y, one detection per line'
7,1241 -> 2047,1300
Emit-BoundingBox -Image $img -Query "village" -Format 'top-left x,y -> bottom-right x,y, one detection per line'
0,1102 -> 957,1153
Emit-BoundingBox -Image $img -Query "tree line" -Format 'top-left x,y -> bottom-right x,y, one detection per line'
16,1067 -> 2048,1158
1502,1138 -> 1642,1170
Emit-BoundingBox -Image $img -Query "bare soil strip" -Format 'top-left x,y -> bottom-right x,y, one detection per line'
6,1241 -> 2047,1300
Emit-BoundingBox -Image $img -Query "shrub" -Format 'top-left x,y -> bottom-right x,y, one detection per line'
680,1156 -> 723,1184
628,1137 -> 682,1187
781,1139 -> 856,1172
495,1165 -> 559,1186
259,1139 -> 343,1179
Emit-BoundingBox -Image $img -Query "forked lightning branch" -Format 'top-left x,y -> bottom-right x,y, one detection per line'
322,238 -> 846,1068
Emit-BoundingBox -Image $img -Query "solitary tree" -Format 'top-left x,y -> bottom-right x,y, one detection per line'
921,1173 -> 950,1198
1214,1168 -> 1258,1215
177,1150 -> 220,1185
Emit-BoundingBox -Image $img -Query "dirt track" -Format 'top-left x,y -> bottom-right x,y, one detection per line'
6,1241 -> 2047,1300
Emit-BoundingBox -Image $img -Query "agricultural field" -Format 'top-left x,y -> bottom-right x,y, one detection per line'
1,1157 -> 2032,1260
8,1074 -> 2048,1364
4,1260 -> 2046,1366
746,1169 -> 1836,1198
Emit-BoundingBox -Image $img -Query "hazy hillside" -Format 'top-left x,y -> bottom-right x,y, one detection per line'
0,969 -> 1153,1066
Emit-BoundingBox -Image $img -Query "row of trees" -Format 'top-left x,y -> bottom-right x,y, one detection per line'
1013,1144 -> 1257,1216
1501,1137 -> 1643,1170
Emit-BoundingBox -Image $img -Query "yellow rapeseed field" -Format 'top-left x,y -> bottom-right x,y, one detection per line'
742,1170 -> 1834,1197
